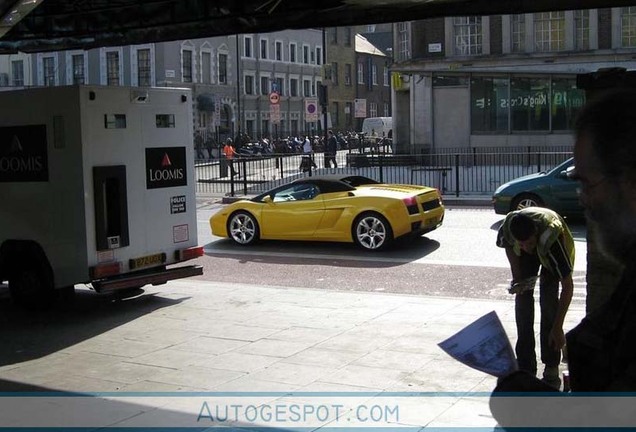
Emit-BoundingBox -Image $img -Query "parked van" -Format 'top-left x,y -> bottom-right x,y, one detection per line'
361,117 -> 392,139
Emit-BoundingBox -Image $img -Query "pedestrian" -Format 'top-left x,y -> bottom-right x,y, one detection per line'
496,207 -> 574,389
300,136 -> 317,172
490,87 -> 636,413
324,130 -> 338,168
223,138 -> 239,176
194,131 -> 205,160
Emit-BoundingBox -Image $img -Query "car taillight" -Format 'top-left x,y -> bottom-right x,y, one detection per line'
175,246 -> 204,261
403,196 -> 419,215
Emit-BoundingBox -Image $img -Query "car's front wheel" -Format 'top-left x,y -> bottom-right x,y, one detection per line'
512,193 -> 544,211
352,212 -> 393,251
227,211 -> 260,245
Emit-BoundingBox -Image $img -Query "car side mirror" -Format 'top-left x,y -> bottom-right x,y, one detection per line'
558,166 -> 577,180
262,195 -> 273,204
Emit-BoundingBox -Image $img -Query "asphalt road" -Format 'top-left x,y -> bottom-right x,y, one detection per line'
194,204 -> 588,305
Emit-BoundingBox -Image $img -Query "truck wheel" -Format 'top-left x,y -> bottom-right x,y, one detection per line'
9,263 -> 55,310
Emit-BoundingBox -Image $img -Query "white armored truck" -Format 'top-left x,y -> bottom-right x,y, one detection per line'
0,85 -> 204,307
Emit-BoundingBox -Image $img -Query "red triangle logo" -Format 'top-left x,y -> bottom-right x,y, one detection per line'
161,153 -> 172,167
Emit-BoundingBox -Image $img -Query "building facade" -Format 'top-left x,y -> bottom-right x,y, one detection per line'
354,34 -> 392,133
1,29 -> 326,143
391,8 -> 636,154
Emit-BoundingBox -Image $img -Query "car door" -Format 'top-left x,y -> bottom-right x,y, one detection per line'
549,160 -> 581,216
260,183 -> 325,239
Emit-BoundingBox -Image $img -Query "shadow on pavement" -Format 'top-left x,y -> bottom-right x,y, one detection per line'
203,235 -> 441,268
0,285 -> 189,370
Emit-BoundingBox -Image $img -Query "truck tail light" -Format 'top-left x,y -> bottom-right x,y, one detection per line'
90,261 -> 122,279
175,246 -> 204,261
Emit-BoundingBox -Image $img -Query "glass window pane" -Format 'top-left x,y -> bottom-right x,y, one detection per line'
510,77 -> 550,131
471,77 -> 509,132
551,78 -> 586,130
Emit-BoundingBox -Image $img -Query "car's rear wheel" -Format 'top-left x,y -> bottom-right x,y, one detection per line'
512,193 -> 544,211
227,211 -> 260,245
352,212 -> 393,251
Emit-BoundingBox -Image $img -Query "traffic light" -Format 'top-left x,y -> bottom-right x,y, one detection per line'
318,84 -> 328,106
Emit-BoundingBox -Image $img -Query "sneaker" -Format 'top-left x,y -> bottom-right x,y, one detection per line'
542,366 -> 561,390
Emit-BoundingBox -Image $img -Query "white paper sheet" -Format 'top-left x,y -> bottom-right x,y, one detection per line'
438,311 -> 518,377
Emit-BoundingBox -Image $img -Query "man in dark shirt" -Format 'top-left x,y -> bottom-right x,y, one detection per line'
324,130 -> 338,168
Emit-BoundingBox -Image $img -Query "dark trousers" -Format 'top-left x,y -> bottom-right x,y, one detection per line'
324,154 -> 337,168
514,251 -> 561,375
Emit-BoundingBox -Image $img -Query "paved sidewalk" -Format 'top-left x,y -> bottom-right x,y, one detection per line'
0,279 -> 585,429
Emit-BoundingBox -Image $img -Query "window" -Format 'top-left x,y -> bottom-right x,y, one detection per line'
622,7 -> 636,47
303,45 -> 309,64
290,78 -> 298,97
245,75 -> 254,95
453,16 -> 482,55
244,36 -> 253,58
156,114 -> 175,128
345,64 -> 352,86
357,62 -> 364,84
345,102 -> 353,127
11,60 -> 24,86
470,75 -> 584,133
332,62 -> 338,85
137,49 -> 151,86
260,76 -> 269,95
369,102 -> 378,117
311,49 -> 315,64
218,53 -> 227,84
201,51 -> 211,84
289,43 -> 297,62
470,76 -> 509,132
275,41 -> 283,61
512,15 -> 525,53
106,52 -> 119,85
303,79 -> 311,97
372,64 -> 378,85
383,67 -> 389,86
43,56 -> 56,86
551,77 -> 586,130
275,77 -> 284,96
316,47 -> 322,65
534,12 -> 565,52
260,39 -> 268,59
511,77 -> 550,131
261,119 -> 269,136
332,102 -> 339,126
397,22 -> 410,61
344,27 -> 352,46
329,28 -> 338,44
182,49 -> 193,82
384,103 -> 390,117
575,10 -> 590,50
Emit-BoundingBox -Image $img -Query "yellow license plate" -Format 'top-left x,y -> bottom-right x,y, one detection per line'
130,252 -> 166,270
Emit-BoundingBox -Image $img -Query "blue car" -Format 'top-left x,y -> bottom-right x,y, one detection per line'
492,158 -> 583,218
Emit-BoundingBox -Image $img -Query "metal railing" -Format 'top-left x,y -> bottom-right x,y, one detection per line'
195,150 -> 572,198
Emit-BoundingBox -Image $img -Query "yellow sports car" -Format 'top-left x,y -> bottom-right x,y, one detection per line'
210,175 -> 445,251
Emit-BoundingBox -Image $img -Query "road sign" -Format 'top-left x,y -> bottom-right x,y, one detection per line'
270,103 -> 281,124
305,98 -> 318,121
269,92 -> 280,104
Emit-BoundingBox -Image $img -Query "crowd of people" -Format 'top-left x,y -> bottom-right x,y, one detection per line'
193,129 -> 389,161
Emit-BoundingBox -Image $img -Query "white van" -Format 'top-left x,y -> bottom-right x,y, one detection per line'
361,117 -> 392,139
